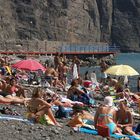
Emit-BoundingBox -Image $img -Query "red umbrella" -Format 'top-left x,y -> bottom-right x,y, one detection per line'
12,59 -> 46,71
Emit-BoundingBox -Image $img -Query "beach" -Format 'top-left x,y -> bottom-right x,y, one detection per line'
0,104 -> 107,140
0,53 -> 139,140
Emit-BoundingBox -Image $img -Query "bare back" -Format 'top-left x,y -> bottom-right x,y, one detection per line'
45,67 -> 57,77
95,105 -> 116,125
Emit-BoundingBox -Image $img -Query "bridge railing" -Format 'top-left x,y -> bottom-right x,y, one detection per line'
59,44 -> 111,53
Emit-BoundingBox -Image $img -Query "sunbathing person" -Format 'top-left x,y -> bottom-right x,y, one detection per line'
67,79 -> 90,105
0,78 -> 28,104
94,96 -> 117,134
44,93 -> 73,108
4,78 -> 27,98
116,100 -> 136,135
27,87 -> 61,126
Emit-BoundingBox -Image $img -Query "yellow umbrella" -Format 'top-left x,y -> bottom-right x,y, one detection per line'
104,64 -> 139,76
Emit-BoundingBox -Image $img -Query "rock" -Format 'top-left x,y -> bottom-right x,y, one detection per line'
51,128 -> 60,134
0,0 -> 139,51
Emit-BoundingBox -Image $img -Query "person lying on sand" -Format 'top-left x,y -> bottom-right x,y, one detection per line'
0,78 -> 29,105
44,92 -> 73,108
27,87 -> 61,127
4,78 -> 27,98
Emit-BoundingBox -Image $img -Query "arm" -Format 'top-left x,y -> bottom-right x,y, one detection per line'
113,110 -> 117,123
75,88 -> 85,94
39,98 -> 52,108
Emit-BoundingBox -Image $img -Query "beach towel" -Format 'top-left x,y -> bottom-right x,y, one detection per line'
0,114 -> 33,124
78,127 -> 140,140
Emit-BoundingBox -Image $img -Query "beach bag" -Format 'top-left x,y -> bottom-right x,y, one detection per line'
55,106 -> 69,118
97,124 -> 110,137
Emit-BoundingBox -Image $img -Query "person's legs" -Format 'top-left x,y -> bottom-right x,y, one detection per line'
6,95 -> 27,104
115,127 -> 123,134
124,126 -> 136,135
35,105 -> 61,126
0,96 -> 12,103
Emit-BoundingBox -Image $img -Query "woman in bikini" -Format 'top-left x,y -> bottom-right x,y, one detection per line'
4,78 -> 26,98
94,96 -> 117,134
0,76 -> 30,104
116,100 -> 136,135
27,87 -> 61,126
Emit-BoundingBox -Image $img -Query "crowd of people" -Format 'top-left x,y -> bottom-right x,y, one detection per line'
0,53 -> 139,139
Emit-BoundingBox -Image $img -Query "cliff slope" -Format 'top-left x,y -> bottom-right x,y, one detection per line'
0,0 -> 140,51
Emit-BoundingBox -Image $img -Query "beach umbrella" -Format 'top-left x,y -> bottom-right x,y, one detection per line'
104,64 -> 139,76
12,59 -> 46,71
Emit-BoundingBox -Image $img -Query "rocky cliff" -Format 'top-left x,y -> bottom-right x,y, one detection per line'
0,0 -> 140,52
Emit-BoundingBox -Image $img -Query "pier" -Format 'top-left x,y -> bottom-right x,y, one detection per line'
0,40 -> 120,59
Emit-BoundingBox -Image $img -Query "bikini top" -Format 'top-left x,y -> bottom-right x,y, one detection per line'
99,113 -> 113,118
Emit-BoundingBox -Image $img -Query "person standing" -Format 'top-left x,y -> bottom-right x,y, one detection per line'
72,56 -> 80,75
54,52 -> 61,71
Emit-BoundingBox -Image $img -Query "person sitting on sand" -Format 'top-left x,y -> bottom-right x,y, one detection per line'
27,87 -> 61,126
94,96 -> 117,134
116,100 -> 137,135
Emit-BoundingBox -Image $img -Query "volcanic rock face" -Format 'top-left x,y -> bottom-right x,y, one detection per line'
0,0 -> 140,51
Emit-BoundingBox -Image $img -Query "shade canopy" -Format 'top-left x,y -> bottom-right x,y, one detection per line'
12,59 -> 46,71
104,64 -> 139,76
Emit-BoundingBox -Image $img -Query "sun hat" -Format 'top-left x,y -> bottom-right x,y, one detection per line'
104,96 -> 113,107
